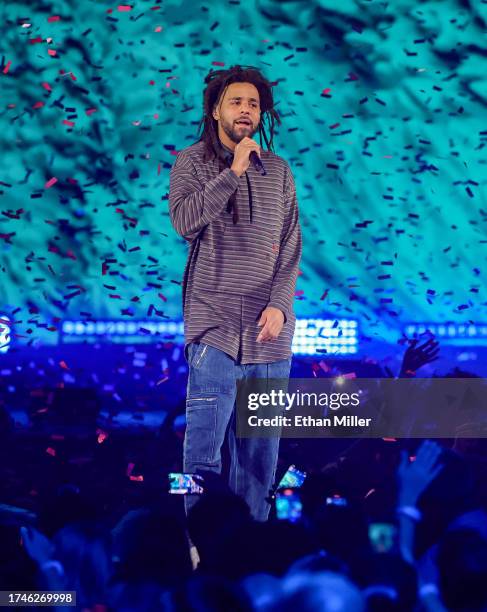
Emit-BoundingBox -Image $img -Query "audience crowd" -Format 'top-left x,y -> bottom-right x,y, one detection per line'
1,338 -> 486,611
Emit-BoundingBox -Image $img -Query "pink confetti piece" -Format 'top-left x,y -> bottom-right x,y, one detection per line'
118,4 -> 132,10
212,61 -> 225,66
86,108 -> 97,116
30,36 -> 43,44
42,82 -> 52,91
32,101 -> 44,109
318,360 -> 330,373
59,360 -> 69,370
97,430 -> 108,444
62,119 -> 75,126
44,177 -> 58,189
129,475 -> 144,482
47,15 -> 61,22
47,49 -> 57,56
154,26 -> 163,32
3,60 -> 12,74
46,447 -> 56,457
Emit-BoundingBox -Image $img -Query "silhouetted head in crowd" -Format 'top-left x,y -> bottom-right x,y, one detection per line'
214,519 -> 318,580
313,501 -> 370,566
112,506 -> 192,585
287,550 -> 349,577
266,571 -> 365,612
240,573 -> 283,610
37,485 -> 99,537
351,552 -> 417,612
187,490 -> 251,573
47,522 -> 112,609
163,575 -> 253,612
108,581 -> 166,612
437,529 -> 487,612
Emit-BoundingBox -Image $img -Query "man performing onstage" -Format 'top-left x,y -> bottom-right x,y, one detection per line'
169,65 -> 302,521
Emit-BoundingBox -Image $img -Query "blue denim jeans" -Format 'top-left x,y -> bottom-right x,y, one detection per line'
184,342 -> 292,521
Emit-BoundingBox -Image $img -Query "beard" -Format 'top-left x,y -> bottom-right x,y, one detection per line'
221,117 -> 258,144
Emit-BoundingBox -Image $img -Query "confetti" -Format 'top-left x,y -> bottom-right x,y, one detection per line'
44,177 -> 58,189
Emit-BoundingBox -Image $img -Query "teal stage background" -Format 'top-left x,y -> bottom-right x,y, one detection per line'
1,0 -> 486,347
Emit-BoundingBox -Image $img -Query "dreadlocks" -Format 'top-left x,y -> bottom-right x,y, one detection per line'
195,64 -> 281,223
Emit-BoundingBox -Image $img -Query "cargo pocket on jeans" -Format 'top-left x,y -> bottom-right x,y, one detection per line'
185,395 -> 218,463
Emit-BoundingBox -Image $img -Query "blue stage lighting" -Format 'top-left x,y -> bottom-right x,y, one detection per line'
404,323 -> 487,346
60,318 -> 359,356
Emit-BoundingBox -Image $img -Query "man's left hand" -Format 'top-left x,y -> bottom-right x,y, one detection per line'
256,306 -> 285,342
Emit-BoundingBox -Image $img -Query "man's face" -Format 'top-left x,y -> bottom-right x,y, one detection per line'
212,81 -> 261,146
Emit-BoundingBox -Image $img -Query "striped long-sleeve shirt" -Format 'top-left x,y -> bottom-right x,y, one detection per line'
169,139 -> 302,364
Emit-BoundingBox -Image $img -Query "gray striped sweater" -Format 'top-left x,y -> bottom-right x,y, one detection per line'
169,139 -> 302,364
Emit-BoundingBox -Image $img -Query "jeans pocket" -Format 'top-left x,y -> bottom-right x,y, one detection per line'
189,343 -> 209,369
269,356 -> 292,379
185,395 -> 218,463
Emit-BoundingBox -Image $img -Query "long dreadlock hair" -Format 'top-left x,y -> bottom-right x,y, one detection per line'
196,65 -> 282,223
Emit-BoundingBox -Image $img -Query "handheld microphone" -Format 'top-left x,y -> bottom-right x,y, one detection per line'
250,151 -> 266,176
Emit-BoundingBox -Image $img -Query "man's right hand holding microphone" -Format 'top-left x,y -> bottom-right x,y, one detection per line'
230,137 -> 262,178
